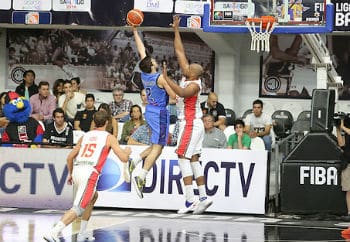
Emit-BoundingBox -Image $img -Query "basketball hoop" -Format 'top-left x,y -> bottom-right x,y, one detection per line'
245,16 -> 277,53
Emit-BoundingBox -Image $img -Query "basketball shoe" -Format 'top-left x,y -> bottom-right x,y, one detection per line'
132,176 -> 145,198
77,231 -> 95,241
177,200 -> 199,214
193,197 -> 213,214
43,232 -> 59,242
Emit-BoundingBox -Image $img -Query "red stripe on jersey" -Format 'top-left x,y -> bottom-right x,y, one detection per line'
184,95 -> 198,121
176,121 -> 193,157
94,145 -> 110,173
80,171 -> 98,209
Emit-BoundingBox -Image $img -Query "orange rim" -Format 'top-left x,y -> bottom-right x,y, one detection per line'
246,16 -> 276,24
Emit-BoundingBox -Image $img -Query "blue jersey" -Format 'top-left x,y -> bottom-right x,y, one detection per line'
141,72 -> 169,108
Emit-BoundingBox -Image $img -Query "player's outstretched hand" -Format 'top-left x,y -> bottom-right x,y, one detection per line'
171,15 -> 180,29
67,174 -> 73,185
124,146 -> 132,156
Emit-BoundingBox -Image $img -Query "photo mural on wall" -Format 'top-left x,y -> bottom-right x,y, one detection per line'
6,28 -> 215,93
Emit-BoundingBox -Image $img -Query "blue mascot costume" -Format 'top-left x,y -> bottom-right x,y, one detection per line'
1,91 -> 44,146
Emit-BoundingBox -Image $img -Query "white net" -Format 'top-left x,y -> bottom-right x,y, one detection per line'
246,19 -> 276,53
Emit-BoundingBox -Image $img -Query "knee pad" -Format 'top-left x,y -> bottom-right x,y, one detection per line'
72,205 -> 85,217
191,161 -> 204,179
178,158 -> 193,178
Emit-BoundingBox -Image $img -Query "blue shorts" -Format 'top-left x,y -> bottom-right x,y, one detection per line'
145,105 -> 169,146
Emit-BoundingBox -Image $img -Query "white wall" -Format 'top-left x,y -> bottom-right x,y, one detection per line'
1,27 -> 349,119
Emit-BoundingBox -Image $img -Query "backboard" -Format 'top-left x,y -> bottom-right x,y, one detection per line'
203,0 -> 333,34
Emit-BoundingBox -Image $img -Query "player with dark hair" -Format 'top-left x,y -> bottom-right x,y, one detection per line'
124,25 -> 176,199
44,110 -> 131,242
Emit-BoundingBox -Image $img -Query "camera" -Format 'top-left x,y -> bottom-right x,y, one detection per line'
334,112 -> 350,128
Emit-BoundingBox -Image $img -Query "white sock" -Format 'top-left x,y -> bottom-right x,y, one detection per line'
198,185 -> 206,199
52,221 -> 66,235
185,185 -> 195,203
79,220 -> 88,234
133,155 -> 143,166
139,169 -> 148,180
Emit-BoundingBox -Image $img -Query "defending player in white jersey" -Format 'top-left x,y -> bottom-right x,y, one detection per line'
44,111 -> 131,242
164,15 -> 213,214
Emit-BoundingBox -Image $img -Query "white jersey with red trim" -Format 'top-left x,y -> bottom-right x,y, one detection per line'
75,130 -> 110,173
176,77 -> 202,121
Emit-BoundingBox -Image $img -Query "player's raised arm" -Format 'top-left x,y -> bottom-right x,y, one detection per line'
132,26 -> 147,60
108,134 -> 131,163
158,62 -> 176,99
172,15 -> 190,76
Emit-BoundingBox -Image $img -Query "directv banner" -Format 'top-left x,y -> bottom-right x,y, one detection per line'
332,0 -> 350,31
175,0 -> 210,15
134,0 -> 173,13
0,147 -> 73,209
0,146 -> 267,214
96,146 -> 268,214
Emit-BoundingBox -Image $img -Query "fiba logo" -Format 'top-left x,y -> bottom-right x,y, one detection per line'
97,158 -> 131,192
264,76 -> 281,93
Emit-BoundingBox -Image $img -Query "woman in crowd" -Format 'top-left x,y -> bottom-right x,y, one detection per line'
90,103 -> 118,137
0,92 -> 9,135
120,104 -> 145,144
52,79 -> 65,102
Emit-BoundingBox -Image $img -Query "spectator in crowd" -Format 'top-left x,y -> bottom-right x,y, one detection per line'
90,103 -> 118,137
168,120 -> 180,146
139,89 -> 148,114
227,119 -> 251,149
109,87 -> 133,122
30,81 -> 56,128
43,108 -> 73,148
52,79 -> 65,103
127,124 -> 152,146
244,99 -> 272,151
58,80 -> 85,124
71,77 -> 87,95
74,94 -> 96,132
120,104 -> 146,144
168,96 -> 177,124
0,92 -> 9,135
200,92 -> 226,130
15,70 -> 38,100
336,119 -> 350,222
202,114 -> 227,148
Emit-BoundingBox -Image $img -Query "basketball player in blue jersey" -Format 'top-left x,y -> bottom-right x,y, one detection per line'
125,25 -> 176,199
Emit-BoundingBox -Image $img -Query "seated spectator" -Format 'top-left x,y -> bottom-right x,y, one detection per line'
71,77 -> 87,95
227,119 -> 251,150
201,92 -> 226,130
0,92 -> 9,135
109,87 -> 133,122
52,79 -> 64,103
244,99 -> 272,151
127,124 -> 152,146
139,89 -> 148,114
120,104 -> 146,144
74,94 -> 96,132
15,70 -> 38,100
42,108 -> 73,148
91,103 -> 118,137
58,80 -> 85,124
168,96 -> 177,124
30,81 -> 56,128
168,120 -> 179,146
202,114 -> 227,148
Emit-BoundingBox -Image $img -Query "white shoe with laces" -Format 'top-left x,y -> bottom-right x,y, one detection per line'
177,200 -> 199,214
77,231 -> 95,241
43,232 -> 59,242
193,197 -> 213,214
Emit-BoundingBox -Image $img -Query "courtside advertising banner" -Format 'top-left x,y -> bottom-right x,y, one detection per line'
134,0 -> 173,13
0,0 -> 11,10
96,146 -> 268,214
52,0 -> 91,12
13,0 -> 51,11
0,147 -> 73,209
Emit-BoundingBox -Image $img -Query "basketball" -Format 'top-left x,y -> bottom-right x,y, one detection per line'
127,9 -> 144,26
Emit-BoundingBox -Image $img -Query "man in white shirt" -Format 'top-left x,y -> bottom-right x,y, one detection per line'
58,80 -> 85,124
244,99 -> 272,151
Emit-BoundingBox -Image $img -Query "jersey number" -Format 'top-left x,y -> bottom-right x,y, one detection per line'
81,143 -> 97,157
